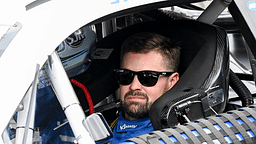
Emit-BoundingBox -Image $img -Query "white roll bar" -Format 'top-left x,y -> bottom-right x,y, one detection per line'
45,51 -> 95,144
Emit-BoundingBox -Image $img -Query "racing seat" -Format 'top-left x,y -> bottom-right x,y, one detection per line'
73,20 -> 230,129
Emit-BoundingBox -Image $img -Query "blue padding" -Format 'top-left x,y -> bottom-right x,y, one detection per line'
202,127 -> 211,134
181,133 -> 189,139
169,136 -> 178,142
235,133 -> 244,141
248,116 -> 256,122
236,119 -> 244,124
191,130 -> 200,136
246,130 -> 255,138
159,139 -> 166,144
212,139 -> 221,144
224,136 -> 233,143
213,124 -> 222,131
224,122 -> 233,128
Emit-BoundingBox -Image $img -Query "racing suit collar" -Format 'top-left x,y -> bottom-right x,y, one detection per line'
116,110 -> 152,132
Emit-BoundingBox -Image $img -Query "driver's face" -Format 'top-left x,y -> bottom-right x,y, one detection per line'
120,51 -> 178,120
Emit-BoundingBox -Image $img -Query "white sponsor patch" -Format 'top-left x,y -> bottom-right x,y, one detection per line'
120,124 -> 137,130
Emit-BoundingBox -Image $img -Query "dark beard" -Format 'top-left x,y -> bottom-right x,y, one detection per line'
121,91 -> 152,119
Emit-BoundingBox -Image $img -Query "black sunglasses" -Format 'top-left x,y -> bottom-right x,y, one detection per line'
114,69 -> 175,87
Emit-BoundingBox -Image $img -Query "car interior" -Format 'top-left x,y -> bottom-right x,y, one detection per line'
3,1 -> 256,143
68,18 -> 255,143
70,19 -> 252,127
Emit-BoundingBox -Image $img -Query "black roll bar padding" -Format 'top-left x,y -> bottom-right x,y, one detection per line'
229,69 -> 254,107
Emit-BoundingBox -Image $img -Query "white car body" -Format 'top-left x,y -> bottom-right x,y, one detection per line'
0,0 -> 169,137
1,0 -> 256,143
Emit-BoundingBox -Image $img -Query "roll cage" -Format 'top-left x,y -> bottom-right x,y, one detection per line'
0,0 -> 256,143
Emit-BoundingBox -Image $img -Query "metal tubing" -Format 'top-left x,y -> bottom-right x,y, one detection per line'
197,0 -> 232,24
102,20 -> 113,38
15,87 -> 33,144
15,64 -> 40,144
45,51 -> 95,144
2,129 -> 12,144
0,22 -> 22,58
22,64 -> 40,144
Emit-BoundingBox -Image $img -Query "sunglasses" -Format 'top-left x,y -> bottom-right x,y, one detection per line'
114,69 -> 175,87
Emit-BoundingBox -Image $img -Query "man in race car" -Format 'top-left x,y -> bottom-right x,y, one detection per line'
111,32 -> 181,143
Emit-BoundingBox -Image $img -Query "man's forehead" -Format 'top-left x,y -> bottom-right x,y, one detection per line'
121,51 -> 167,71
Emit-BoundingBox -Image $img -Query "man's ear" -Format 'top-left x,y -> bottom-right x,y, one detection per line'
168,72 -> 179,90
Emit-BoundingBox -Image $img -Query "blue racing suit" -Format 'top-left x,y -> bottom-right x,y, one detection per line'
111,111 -> 154,144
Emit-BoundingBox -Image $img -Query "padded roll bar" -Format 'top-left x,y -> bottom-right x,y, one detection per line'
125,105 -> 256,144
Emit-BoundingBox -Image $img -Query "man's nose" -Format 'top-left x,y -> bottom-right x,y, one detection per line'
129,75 -> 142,90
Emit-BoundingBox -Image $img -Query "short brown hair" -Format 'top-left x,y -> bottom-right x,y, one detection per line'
120,32 -> 181,71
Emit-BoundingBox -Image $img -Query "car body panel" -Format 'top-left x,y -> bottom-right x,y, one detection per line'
0,0 -> 256,143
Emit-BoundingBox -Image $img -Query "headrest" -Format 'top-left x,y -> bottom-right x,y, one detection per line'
147,21 -> 229,129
